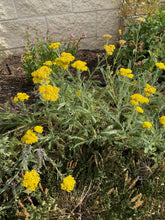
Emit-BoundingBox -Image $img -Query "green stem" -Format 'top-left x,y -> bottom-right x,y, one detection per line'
125,108 -> 136,131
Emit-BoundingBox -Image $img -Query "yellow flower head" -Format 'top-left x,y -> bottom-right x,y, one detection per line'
71,60 -> 88,71
118,29 -> 122,35
21,129 -> 38,144
130,93 -> 149,104
104,44 -> 115,55
43,61 -> 52,66
159,116 -> 165,128
135,106 -> 144,113
34,126 -> 43,133
144,84 -> 156,96
117,68 -> 134,79
130,99 -> 139,106
31,66 -> 52,84
22,170 -> 40,191
55,52 -> 75,69
61,175 -> 76,192
38,85 -> 60,101
14,93 -> 29,102
127,74 -> 134,79
155,62 -> 165,70
142,121 -> 152,129
49,42 -> 60,50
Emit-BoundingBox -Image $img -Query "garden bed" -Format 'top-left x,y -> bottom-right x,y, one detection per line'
0,6 -> 165,219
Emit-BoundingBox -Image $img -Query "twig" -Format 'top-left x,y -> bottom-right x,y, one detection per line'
72,181 -> 92,213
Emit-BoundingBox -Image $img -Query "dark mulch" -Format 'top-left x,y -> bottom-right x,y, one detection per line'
0,50 -> 105,112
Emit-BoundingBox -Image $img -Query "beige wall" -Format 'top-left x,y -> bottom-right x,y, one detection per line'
0,0 -> 121,55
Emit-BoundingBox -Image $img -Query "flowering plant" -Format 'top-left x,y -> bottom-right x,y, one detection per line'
21,30 -> 87,81
61,32 -> 87,56
0,7 -> 165,218
115,8 -> 165,78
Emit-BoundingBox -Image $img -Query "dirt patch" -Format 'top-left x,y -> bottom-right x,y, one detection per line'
0,50 -> 105,112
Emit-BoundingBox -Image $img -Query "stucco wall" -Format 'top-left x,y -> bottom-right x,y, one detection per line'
0,0 -> 121,55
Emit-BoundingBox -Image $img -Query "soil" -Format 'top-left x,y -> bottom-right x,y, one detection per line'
0,50 -> 105,112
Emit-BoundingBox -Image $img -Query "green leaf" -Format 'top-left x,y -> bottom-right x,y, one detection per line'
101,130 -> 118,136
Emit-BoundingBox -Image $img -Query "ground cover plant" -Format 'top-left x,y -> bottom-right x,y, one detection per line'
0,4 -> 165,220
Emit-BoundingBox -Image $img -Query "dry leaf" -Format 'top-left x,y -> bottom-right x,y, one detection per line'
129,176 -> 139,190
131,193 -> 142,203
107,187 -> 114,195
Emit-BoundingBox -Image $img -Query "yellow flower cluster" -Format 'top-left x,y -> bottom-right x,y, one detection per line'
61,175 -> 76,192
43,60 -> 52,66
130,93 -> 149,105
117,68 -> 134,79
71,60 -> 88,71
34,126 -> 43,133
54,52 -> 75,69
22,170 -> 40,191
142,121 -> 152,129
130,86 -> 157,129
31,66 -> 52,84
49,42 -> 60,50
159,116 -> 165,128
135,106 -> 144,114
38,84 -> 60,101
21,129 -> 38,144
144,84 -> 156,97
14,93 -> 29,102
155,62 -> 165,70
104,44 -> 115,55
